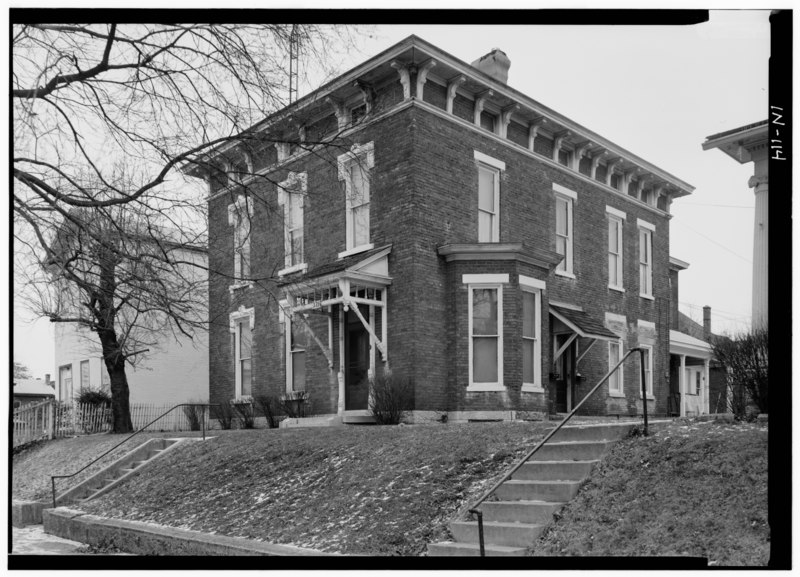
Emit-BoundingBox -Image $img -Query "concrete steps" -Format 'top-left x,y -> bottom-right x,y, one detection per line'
428,421 -> 635,556
55,438 -> 183,506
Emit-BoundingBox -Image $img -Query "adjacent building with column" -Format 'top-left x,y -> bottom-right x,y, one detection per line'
702,120 -> 768,330
193,36 -> 699,424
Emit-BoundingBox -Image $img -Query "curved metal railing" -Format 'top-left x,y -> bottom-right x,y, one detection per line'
50,403 -> 218,508
468,348 -> 648,556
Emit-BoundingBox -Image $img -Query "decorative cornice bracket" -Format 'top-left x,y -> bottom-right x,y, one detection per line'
390,60 -> 412,100
446,75 -> 466,114
473,90 -> 494,125
498,104 -> 520,138
415,60 -> 437,101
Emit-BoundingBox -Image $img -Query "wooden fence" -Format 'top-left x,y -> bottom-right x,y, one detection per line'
13,401 -> 211,447
12,400 -> 56,448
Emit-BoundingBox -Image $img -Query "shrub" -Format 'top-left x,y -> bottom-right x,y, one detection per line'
212,401 -> 235,430
182,402 -> 207,431
280,391 -> 309,419
369,372 -> 413,425
712,328 -> 768,419
77,387 -> 111,406
254,395 -> 283,428
232,400 -> 257,429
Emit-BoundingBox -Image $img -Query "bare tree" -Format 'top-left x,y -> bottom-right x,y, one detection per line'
711,328 -> 768,418
19,204 -> 207,433
12,22 -> 367,430
14,362 -> 32,380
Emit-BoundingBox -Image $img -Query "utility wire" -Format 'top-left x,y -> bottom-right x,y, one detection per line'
672,220 -> 752,264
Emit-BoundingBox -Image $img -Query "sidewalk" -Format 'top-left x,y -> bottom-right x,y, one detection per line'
11,524 -> 128,555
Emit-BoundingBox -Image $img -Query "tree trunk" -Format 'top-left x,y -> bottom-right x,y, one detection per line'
98,329 -> 134,434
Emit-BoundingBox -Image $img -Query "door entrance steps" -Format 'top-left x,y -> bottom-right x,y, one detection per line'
427,421 -> 635,556
55,438 -> 189,506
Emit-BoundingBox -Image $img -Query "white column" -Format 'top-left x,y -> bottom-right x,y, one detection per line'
750,175 -> 768,330
338,304 -> 345,415
704,358 -> 711,414
679,354 -> 686,417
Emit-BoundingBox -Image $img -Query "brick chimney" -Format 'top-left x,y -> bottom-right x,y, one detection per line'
471,48 -> 511,84
703,306 -> 712,341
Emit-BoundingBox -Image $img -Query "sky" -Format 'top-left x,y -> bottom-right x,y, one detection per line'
346,12 -> 769,336
11,11 -> 772,380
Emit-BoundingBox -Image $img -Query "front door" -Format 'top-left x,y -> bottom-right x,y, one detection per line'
345,306 -> 370,410
554,334 -> 575,413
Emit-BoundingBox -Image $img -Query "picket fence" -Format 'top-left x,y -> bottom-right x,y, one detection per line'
13,400 -> 211,447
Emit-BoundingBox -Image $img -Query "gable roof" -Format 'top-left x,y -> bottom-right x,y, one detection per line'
14,378 -> 56,397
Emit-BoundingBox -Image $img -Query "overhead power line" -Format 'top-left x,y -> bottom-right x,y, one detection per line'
672,220 -> 752,264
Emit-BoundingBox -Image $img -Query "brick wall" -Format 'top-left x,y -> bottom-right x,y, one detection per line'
208,98 -> 674,418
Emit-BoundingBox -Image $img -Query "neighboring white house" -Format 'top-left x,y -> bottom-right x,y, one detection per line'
54,320 -> 208,405
51,220 -> 210,406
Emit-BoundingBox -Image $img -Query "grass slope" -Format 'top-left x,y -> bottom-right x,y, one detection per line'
12,432 -> 198,501
70,423 -> 553,556
532,420 -> 769,566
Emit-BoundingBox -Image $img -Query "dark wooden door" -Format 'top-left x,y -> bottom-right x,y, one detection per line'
554,334 -> 574,413
345,307 -> 370,410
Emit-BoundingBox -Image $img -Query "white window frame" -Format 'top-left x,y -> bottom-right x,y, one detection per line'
608,339 -> 625,397
229,307 -> 255,399
638,344 -> 654,399
474,151 -> 504,243
80,360 -> 90,389
285,315 -> 307,394
606,207 -> 625,292
338,142 -> 375,257
553,184 -> 576,278
638,219 -> 655,299
277,172 -> 308,277
464,273 -> 506,392
227,195 -> 254,290
520,275 -> 544,392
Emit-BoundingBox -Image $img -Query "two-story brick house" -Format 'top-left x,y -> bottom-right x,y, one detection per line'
193,36 -> 694,424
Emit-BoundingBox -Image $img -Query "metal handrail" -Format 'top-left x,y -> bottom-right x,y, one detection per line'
468,347 -> 648,555
51,403 -> 218,508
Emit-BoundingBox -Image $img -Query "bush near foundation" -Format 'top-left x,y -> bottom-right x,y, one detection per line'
369,372 -> 413,425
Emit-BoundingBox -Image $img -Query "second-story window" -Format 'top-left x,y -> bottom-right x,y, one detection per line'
638,219 -> 655,298
607,206 -> 626,291
228,195 -> 253,284
338,142 -> 375,256
478,165 -> 500,242
278,172 -> 307,274
474,151 -> 505,243
553,184 -> 576,277
349,162 -> 370,248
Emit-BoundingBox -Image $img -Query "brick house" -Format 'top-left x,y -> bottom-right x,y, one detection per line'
194,36 -> 695,423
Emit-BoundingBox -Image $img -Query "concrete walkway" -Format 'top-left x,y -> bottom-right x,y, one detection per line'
11,524 -> 129,555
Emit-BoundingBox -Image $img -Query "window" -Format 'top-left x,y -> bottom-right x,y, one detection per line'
338,142 -> 375,255
80,360 -> 90,389
558,149 -> 571,167
290,318 -> 307,392
470,286 -> 502,389
474,151 -> 504,243
521,283 -> 543,390
638,220 -> 654,298
607,208 -> 625,290
478,164 -> 500,242
278,172 -> 306,273
349,163 -> 370,248
608,340 -> 624,395
59,365 -> 72,403
230,308 -> 254,398
553,185 -> 576,276
639,345 -> 653,397
228,195 -> 253,284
